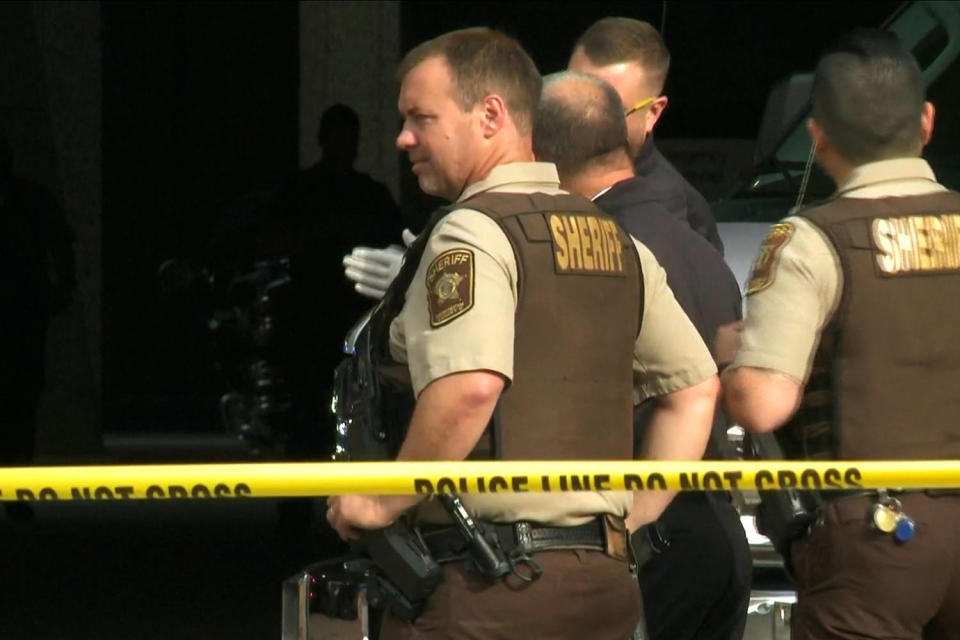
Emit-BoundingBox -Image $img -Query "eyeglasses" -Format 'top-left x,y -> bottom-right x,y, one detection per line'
624,96 -> 657,117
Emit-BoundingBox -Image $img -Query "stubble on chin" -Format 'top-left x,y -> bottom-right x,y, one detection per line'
417,172 -> 456,202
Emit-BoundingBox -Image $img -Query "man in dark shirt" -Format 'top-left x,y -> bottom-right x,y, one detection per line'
569,17 -> 724,254
534,71 -> 751,640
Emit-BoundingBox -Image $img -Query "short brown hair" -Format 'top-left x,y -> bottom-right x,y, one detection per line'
574,18 -> 670,92
397,27 -> 542,134
812,29 -> 925,165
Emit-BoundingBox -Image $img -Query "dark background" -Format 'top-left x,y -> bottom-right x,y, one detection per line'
101,3 -> 300,433
401,1 -> 902,139
99,1 -> 901,436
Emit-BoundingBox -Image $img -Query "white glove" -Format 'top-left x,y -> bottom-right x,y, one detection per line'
342,229 -> 418,300
343,245 -> 404,300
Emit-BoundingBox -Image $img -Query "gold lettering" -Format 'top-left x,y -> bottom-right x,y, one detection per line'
948,214 -> 960,267
611,222 -> 624,272
564,216 -> 583,269
577,217 -> 594,269
923,216 -> 945,270
873,214 -> 960,274
549,214 -> 569,270
907,216 -> 934,271
599,221 -> 614,271
896,218 -> 917,271
873,218 -> 897,273
600,221 -> 614,270
587,217 -> 606,270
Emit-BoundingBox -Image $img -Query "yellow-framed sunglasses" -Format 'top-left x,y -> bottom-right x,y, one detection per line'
624,96 -> 658,117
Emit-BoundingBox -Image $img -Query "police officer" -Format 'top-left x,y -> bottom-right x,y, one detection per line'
722,29 -> 960,639
567,17 -> 723,254
326,27 -> 719,639
534,71 -> 752,640
341,18 -> 723,303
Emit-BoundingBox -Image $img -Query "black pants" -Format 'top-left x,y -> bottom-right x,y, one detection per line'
636,492 -> 752,640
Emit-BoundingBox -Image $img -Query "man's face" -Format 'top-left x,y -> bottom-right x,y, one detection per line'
568,47 -> 666,156
396,56 -> 482,201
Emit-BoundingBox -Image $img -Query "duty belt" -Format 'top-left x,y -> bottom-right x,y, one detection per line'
421,515 -> 627,564
822,488 -> 960,502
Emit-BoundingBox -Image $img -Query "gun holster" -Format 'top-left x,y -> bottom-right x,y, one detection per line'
361,519 -> 443,620
748,433 -> 824,572
630,521 -> 671,571
293,519 -> 441,628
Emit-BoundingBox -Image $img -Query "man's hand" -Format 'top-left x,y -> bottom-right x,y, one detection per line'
326,494 -> 420,542
342,229 -> 418,300
343,245 -> 405,300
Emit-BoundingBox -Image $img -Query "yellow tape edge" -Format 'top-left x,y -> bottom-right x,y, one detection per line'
0,460 -> 958,501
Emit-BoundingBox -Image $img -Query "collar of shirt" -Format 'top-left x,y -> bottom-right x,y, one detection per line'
633,135 -> 658,175
836,157 -> 945,198
457,162 -> 561,201
591,185 -> 613,201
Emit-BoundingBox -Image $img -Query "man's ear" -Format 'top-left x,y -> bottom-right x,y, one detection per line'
480,94 -> 508,138
921,101 -> 935,146
807,117 -> 827,154
644,95 -> 669,135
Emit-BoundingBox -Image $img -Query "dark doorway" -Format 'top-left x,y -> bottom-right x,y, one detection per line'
101,2 -> 299,434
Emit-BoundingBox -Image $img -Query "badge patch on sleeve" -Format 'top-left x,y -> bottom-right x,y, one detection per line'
746,223 -> 795,295
426,249 -> 475,327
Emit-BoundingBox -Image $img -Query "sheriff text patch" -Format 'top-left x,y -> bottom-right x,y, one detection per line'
547,213 -> 625,275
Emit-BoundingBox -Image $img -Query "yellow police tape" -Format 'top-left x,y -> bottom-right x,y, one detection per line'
1,460 -> 959,501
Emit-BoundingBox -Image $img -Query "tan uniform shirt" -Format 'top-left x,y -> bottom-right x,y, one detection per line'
733,158 -> 947,382
391,162 -> 716,525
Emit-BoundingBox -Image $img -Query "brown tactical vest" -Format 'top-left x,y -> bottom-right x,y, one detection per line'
372,191 -> 643,462
786,191 -> 960,460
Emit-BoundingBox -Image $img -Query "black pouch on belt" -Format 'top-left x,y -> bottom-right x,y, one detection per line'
361,518 -> 443,620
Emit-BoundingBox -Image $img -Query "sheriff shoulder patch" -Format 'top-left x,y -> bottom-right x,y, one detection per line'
426,248 -> 475,327
746,222 -> 795,295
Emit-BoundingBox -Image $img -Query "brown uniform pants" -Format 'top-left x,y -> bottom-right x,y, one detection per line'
380,549 -> 641,640
790,493 -> 960,639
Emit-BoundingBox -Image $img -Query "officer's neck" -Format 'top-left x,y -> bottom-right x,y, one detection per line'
818,150 -> 856,188
463,139 -> 534,193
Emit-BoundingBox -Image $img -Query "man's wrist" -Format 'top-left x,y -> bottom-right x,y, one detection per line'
379,494 -> 424,521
